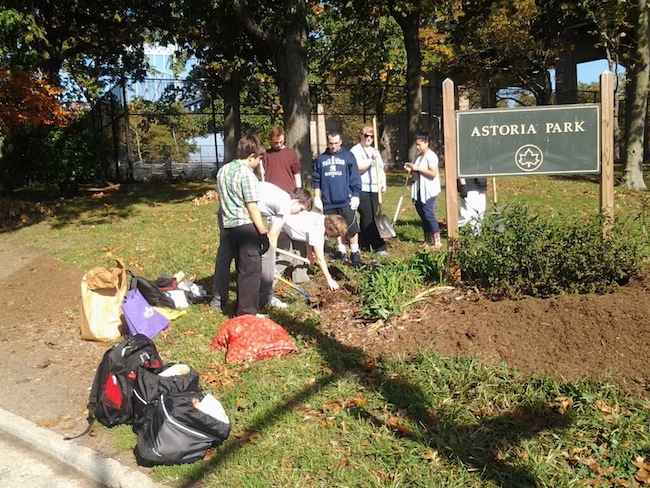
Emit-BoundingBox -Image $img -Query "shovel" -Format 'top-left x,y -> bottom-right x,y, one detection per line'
275,274 -> 311,303
392,172 -> 411,226
372,116 -> 396,239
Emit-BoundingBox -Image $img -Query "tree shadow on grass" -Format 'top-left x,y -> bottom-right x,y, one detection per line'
0,181 -> 214,233
176,315 -> 574,488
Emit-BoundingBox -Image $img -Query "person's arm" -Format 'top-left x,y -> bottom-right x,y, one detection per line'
406,153 -> 438,179
267,217 -> 284,248
353,148 -> 372,173
294,173 -> 302,188
348,154 -> 362,197
377,152 -> 386,192
312,244 -> 339,290
246,202 -> 268,235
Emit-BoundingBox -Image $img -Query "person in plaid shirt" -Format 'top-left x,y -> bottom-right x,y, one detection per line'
215,135 -> 270,316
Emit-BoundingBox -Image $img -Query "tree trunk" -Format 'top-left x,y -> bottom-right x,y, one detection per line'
276,10 -> 311,183
623,0 -> 649,191
223,70 -> 241,164
392,10 -> 422,163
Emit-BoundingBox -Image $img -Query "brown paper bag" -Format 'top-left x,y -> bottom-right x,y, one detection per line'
80,258 -> 128,341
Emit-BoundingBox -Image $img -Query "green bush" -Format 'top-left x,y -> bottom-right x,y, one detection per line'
1,123 -> 107,196
452,203 -> 644,298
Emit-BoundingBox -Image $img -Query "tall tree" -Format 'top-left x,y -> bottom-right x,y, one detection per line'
168,0 -> 253,163
309,4 -> 406,157
448,0 -> 558,106
345,0 -> 457,162
3,0 -> 162,97
622,0 -> 649,190
232,0 -> 312,179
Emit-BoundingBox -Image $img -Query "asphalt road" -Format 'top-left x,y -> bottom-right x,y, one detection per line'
0,406 -> 168,488
0,429 -> 104,488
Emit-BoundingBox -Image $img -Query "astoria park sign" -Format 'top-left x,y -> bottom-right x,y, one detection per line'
456,104 -> 601,177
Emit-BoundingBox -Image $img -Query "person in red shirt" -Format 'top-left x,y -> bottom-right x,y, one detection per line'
261,126 -> 308,282
260,126 -> 302,192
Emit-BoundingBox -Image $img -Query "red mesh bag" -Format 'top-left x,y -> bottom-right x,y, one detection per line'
210,315 -> 296,363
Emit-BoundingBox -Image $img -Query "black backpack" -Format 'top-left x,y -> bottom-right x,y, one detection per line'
128,271 -> 176,309
136,391 -> 231,466
65,334 -> 163,440
132,363 -> 200,433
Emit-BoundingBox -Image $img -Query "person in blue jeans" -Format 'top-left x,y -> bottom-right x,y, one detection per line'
404,131 -> 442,250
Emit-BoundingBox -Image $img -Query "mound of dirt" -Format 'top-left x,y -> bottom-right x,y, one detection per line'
314,278 -> 650,396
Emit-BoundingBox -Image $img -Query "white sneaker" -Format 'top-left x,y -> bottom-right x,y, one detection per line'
268,296 -> 288,309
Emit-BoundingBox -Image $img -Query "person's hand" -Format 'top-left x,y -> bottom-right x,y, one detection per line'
404,162 -> 414,173
327,277 -> 340,290
459,184 -> 468,199
350,196 -> 360,211
259,233 -> 270,254
313,196 -> 323,211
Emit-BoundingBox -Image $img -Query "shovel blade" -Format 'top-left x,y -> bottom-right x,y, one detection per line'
376,214 -> 396,239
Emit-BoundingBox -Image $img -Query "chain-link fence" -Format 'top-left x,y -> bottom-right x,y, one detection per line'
86,77 -> 447,181
88,76 -> 621,182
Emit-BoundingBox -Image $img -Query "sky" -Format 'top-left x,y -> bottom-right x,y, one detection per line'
577,59 -> 625,83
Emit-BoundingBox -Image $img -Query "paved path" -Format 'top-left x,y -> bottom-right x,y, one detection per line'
0,406 -> 169,488
0,429 -> 103,488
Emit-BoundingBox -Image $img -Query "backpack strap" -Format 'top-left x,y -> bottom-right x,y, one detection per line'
63,415 -> 95,440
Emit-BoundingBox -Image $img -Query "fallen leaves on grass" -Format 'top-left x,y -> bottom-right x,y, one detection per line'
633,457 -> 650,485
192,190 -> 218,205
233,430 -> 261,443
547,396 -> 573,414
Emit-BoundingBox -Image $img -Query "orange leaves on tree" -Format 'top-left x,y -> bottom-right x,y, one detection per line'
0,68 -> 71,136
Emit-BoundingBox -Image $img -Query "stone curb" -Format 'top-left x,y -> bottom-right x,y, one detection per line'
0,406 -> 170,488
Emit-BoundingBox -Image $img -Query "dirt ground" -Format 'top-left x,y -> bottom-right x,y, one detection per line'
0,242 -> 649,471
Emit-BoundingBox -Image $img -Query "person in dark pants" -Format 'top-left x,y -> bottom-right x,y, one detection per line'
214,135 -> 270,316
312,131 -> 363,267
350,124 -> 388,257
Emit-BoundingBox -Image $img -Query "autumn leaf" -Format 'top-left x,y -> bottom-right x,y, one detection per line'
387,416 -> 411,435
423,449 -> 440,464
633,457 -> 650,485
233,430 -> 260,443
548,396 -> 573,414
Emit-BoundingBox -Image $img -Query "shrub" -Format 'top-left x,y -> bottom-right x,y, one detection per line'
452,203 -> 644,298
1,123 -> 107,196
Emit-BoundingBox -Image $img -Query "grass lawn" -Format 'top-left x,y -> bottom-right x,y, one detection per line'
4,173 -> 650,487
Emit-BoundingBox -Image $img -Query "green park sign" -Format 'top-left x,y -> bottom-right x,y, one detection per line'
456,104 -> 601,177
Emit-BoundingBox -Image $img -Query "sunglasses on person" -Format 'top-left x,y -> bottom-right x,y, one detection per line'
363,133 -> 374,138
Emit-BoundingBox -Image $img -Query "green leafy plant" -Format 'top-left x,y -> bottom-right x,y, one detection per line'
453,203 -> 644,298
357,250 -> 448,320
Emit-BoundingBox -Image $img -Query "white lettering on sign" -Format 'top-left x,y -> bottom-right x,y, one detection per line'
470,121 -> 586,137
545,121 -> 585,133
470,124 -> 538,137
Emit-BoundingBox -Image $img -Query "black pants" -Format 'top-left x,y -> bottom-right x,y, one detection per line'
225,224 -> 261,316
358,191 -> 387,252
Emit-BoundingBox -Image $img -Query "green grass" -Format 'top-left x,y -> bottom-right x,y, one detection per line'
3,176 -> 650,487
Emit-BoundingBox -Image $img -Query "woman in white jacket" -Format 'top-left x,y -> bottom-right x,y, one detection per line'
404,131 -> 442,250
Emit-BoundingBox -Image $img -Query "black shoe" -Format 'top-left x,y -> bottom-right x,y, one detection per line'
335,251 -> 348,261
350,251 -> 362,268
